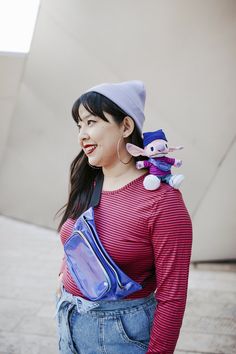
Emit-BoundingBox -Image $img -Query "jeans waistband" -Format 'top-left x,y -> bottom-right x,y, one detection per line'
54,284 -> 156,317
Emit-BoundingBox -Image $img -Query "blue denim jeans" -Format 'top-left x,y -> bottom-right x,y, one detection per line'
54,285 -> 157,354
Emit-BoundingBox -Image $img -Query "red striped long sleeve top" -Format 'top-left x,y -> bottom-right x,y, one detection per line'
59,173 -> 192,353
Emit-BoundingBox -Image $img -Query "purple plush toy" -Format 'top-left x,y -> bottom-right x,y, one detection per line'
126,129 -> 184,190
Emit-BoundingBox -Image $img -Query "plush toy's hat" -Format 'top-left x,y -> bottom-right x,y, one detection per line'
143,129 -> 167,147
86,80 -> 146,133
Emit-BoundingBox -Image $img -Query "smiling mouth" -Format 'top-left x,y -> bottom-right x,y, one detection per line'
84,144 -> 97,155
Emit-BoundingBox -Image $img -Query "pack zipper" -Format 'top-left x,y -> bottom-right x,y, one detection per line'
82,216 -> 124,289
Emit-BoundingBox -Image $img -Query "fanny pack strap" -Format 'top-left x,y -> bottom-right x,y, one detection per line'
89,172 -> 104,208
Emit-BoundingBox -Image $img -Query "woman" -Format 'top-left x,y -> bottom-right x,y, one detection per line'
55,80 -> 192,354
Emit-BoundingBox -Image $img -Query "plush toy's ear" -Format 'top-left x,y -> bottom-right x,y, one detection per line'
169,145 -> 184,152
126,143 -> 146,157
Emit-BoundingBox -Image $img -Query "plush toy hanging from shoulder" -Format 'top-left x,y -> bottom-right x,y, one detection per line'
126,129 -> 184,190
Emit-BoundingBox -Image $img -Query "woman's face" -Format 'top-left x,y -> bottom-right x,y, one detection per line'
77,104 -> 124,168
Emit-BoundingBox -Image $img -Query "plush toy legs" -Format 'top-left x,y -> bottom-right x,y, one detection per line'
143,174 -> 185,191
143,175 -> 161,190
169,174 -> 185,189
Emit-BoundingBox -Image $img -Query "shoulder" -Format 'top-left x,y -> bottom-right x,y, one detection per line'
142,183 -> 182,205
146,183 -> 190,218
123,174 -> 181,203
101,176 -> 185,215
147,185 -> 192,238
132,180 -> 184,212
155,183 -> 184,204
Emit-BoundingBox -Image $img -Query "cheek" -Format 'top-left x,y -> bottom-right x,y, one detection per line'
99,129 -> 120,148
102,138 -> 118,154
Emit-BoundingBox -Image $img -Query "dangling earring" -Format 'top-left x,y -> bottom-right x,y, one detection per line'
117,137 -> 133,165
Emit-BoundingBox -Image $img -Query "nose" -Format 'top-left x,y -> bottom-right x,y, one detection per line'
78,126 -> 89,145
157,142 -> 166,152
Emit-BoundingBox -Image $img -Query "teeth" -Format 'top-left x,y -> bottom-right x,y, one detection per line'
86,145 -> 97,153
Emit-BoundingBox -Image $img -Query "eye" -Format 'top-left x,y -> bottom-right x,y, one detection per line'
150,146 -> 154,151
165,144 -> 168,148
76,123 -> 81,130
87,119 -> 96,126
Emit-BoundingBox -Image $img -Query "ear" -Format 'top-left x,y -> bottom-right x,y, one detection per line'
169,145 -> 184,152
122,116 -> 135,138
126,143 -> 146,157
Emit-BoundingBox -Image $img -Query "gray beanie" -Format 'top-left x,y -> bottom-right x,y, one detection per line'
86,80 -> 146,133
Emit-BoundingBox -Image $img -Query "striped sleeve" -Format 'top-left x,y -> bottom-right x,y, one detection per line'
147,189 -> 193,354
59,255 -> 66,276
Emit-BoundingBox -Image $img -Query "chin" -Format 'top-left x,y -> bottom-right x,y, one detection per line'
88,158 -> 102,168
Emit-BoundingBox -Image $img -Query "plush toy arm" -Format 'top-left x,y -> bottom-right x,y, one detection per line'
136,161 -> 146,169
174,159 -> 182,168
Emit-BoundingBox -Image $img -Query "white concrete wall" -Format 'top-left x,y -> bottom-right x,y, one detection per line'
0,0 -> 235,261
0,53 -> 26,162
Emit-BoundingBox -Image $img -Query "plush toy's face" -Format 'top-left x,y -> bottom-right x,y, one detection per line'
144,139 -> 169,157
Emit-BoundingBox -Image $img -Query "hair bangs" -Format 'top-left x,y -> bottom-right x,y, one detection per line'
72,92 -> 110,124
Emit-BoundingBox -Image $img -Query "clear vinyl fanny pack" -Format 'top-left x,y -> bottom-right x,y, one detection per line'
64,207 -> 142,300
63,173 -> 142,301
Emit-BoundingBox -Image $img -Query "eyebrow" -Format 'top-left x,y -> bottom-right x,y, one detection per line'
79,113 -> 93,121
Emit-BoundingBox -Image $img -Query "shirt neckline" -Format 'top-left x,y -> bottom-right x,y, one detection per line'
102,172 -> 148,195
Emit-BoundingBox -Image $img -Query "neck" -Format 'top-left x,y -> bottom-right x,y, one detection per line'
102,160 -> 147,191
102,160 -> 137,179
